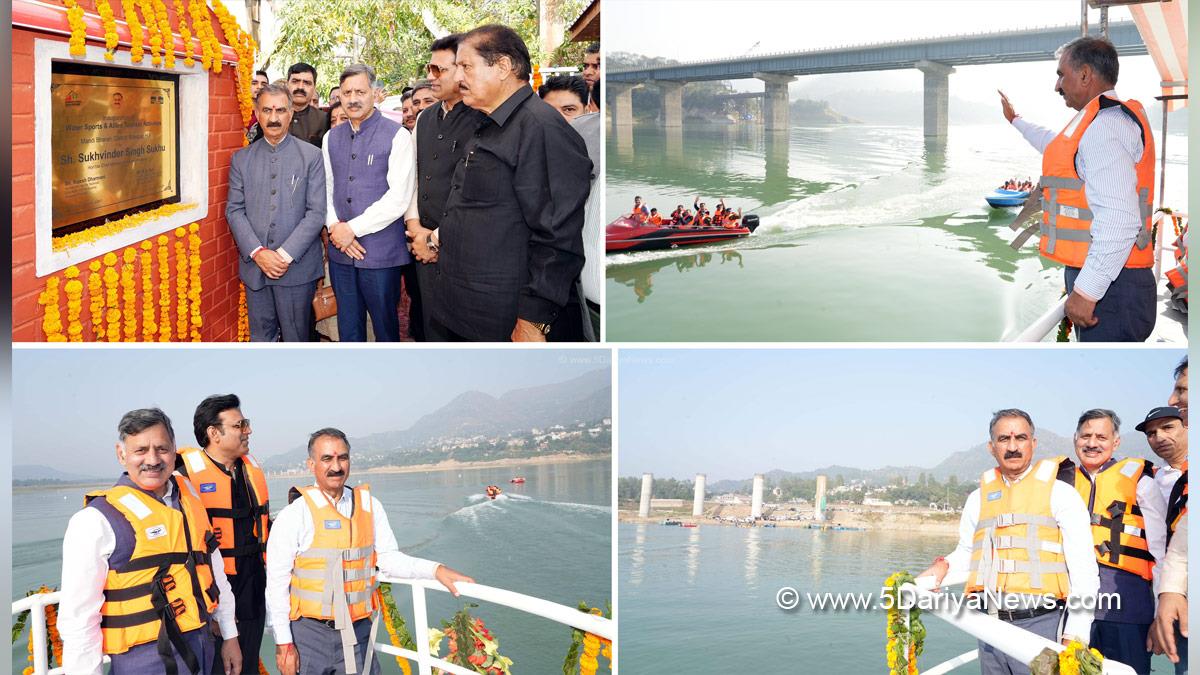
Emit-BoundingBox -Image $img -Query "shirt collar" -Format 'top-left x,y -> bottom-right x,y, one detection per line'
118,472 -> 176,504
487,84 -> 533,128
349,108 -> 378,134
311,482 -> 353,507
1000,462 -> 1035,486
264,133 -> 292,151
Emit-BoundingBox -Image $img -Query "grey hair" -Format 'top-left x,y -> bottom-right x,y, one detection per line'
255,82 -> 290,105
339,64 -> 377,87
989,408 -> 1034,438
308,427 -> 350,456
118,408 -> 175,443
1056,37 -> 1119,86
1076,408 -> 1121,433
412,78 -> 433,94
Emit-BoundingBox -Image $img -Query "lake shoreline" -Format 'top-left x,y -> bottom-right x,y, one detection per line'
618,506 -> 961,535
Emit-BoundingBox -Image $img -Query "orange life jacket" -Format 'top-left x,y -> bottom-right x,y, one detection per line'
966,458 -> 1070,599
86,474 -> 220,664
1166,461 -> 1188,545
1165,221 -> 1187,306
288,484 -> 378,624
1038,94 -> 1155,268
648,214 -> 664,225
1074,458 -> 1156,581
179,448 -> 271,576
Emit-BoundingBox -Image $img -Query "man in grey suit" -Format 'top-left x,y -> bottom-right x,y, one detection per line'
226,83 -> 327,341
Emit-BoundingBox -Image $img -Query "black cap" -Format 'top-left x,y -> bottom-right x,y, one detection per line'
1135,406 -> 1183,432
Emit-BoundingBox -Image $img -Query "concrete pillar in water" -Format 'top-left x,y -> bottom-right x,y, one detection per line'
693,473 -> 706,517
638,473 -> 653,517
751,473 -> 765,519
916,60 -> 955,138
658,80 -> 686,128
754,73 -> 796,131
814,475 -> 828,522
610,82 -> 637,128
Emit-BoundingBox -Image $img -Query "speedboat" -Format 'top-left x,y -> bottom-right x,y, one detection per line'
606,214 -> 760,253
509,477 -> 526,484
985,188 -> 1030,208
485,485 -> 502,500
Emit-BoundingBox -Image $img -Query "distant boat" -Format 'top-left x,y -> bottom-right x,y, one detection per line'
606,214 -> 760,253
485,485 -> 502,500
985,188 -> 1030,208
509,476 -> 526,484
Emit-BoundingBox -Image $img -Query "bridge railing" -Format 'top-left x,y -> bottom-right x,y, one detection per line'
12,577 -> 614,675
902,572 -> 1136,675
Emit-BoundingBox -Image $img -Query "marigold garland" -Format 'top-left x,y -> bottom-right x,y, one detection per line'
175,228 -> 189,340
378,585 -> 415,675
884,571 -> 924,675
63,0 -> 87,56
120,0 -> 145,63
236,283 -> 249,341
157,235 -> 173,341
16,586 -> 62,673
87,260 -> 104,340
172,0 -> 194,66
140,241 -> 158,340
121,248 -> 138,341
96,0 -> 119,60
1055,640 -> 1104,675
153,0 -> 174,68
137,0 -> 162,65
563,603 -> 612,675
103,252 -> 121,342
39,277 -> 65,342
188,0 -> 215,71
188,223 -> 203,341
429,606 -> 513,675
64,266 -> 84,341
52,202 -> 194,251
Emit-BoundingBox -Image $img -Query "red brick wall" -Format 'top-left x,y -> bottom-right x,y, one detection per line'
11,3 -> 246,342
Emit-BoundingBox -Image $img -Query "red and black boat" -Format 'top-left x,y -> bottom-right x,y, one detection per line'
606,214 -> 760,253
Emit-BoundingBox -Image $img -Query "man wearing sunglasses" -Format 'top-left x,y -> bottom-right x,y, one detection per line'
403,33 -> 488,341
177,394 -> 272,674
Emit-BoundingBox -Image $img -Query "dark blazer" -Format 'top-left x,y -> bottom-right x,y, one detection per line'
226,134 -> 327,290
433,86 -> 592,341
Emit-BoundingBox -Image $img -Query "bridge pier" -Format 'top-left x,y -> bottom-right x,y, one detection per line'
693,474 -> 706,517
755,72 -> 795,131
916,60 -> 955,138
751,473 -> 765,519
657,80 -> 687,128
638,473 -> 653,517
609,82 -> 637,128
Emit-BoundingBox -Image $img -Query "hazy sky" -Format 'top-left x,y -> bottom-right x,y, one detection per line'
607,0 -> 1174,125
12,347 -> 610,477
618,348 -> 1185,481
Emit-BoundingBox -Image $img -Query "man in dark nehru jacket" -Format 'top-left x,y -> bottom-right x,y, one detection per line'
404,33 -> 487,341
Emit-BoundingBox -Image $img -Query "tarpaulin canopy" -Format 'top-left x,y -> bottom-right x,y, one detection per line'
1127,0 -> 1189,110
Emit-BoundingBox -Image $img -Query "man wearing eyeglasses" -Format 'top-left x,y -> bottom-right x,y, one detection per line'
177,394 -> 272,674
403,33 -> 488,341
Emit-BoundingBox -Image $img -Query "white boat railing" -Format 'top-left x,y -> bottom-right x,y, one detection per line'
902,572 -> 1135,675
11,576 -> 614,675
1007,210 -> 1187,343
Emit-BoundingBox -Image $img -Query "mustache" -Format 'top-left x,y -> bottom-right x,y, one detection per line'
266,122 -> 282,127
326,470 -> 345,477
346,103 -> 362,109
140,463 -> 166,472
1003,450 -> 1022,459
293,89 -> 308,96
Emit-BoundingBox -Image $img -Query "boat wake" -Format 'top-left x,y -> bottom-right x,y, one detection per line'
449,494 -> 610,525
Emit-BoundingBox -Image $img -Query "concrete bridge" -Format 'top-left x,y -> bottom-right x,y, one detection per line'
609,22 -> 1147,136
637,473 -> 830,521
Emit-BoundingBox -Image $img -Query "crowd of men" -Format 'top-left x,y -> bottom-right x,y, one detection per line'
228,26 -> 602,342
57,395 -> 473,674
919,357 -> 1189,675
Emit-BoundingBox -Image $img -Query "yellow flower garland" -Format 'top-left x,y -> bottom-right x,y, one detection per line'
187,0 -> 214,71
236,284 -> 249,341
64,266 -> 84,341
153,0 -> 174,69
39,277 -> 65,341
157,235 -> 173,341
137,0 -> 161,65
63,0 -> 87,56
188,223 -> 202,341
140,240 -> 157,340
1056,640 -> 1104,675
103,252 -> 121,342
171,0 -> 193,66
120,0 -> 144,63
87,260 -> 104,340
96,0 -> 119,61
52,202 -> 194,251
121,247 -> 137,341
884,571 -> 923,675
175,228 -> 188,340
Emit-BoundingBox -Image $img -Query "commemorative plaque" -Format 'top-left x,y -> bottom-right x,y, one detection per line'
50,63 -> 180,234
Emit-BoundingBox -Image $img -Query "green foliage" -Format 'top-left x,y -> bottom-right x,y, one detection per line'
379,583 -> 415,650
270,0 -> 588,96
562,601 -> 611,675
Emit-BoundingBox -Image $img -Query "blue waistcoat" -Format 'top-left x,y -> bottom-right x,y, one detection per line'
326,110 -> 411,268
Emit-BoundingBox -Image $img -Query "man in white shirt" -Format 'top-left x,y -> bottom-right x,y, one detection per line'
1000,37 -> 1157,341
266,428 -> 473,675
1067,409 -> 1165,673
58,408 -> 242,675
918,409 -> 1100,675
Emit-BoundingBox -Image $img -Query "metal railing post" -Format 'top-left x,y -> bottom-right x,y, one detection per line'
411,584 -> 433,675
30,597 -> 49,675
